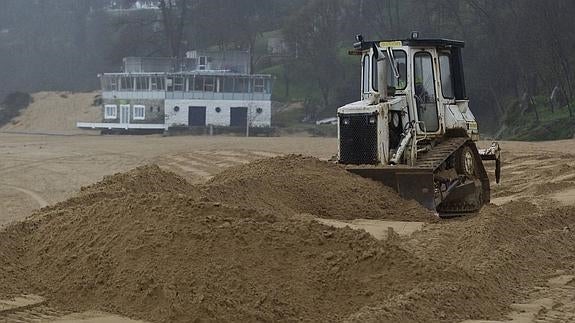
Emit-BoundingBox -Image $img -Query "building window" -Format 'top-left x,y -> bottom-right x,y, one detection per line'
198,56 -> 207,70
133,105 -> 145,120
193,76 -> 203,91
109,77 -> 118,91
174,77 -> 184,91
102,76 -> 118,91
254,78 -> 265,93
234,77 -> 249,93
166,77 -> 174,91
187,76 -> 195,91
120,76 -> 133,91
136,77 -> 149,90
203,77 -> 215,92
151,77 -> 165,90
222,76 -> 234,92
104,105 -> 117,119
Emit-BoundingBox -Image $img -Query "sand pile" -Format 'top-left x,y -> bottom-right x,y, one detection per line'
1,91 -> 100,134
2,164 -> 471,322
0,223 -> 28,296
8,157 -> 574,322
204,155 -> 433,221
343,201 -> 575,322
408,201 -> 575,275
369,200 -> 575,322
81,165 -> 198,196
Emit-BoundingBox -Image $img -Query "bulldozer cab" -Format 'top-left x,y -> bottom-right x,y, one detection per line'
355,37 -> 472,139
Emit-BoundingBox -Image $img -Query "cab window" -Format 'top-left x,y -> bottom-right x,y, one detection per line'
371,50 -> 408,92
362,54 -> 370,93
439,53 -> 455,99
414,51 -> 439,132
388,50 -> 407,91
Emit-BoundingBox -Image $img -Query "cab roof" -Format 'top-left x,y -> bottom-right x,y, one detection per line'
398,38 -> 465,48
354,38 -> 465,51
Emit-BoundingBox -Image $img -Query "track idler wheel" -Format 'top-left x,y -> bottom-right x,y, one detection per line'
454,145 -> 476,177
437,143 -> 489,215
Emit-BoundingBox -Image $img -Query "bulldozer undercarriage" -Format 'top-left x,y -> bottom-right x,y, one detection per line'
418,137 -> 490,215
346,136 -> 490,217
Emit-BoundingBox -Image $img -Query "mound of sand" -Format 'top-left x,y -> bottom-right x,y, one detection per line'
369,200 -> 575,322
1,162 -> 471,322
204,155 -> 433,221
0,224 -> 27,296
81,165 -> 197,196
1,91 -> 101,134
7,157 -> 575,322
407,201 -> 575,275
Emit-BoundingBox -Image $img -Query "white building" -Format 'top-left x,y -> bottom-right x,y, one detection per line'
77,51 -> 273,134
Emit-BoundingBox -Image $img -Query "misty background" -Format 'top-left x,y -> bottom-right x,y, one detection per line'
0,0 -> 573,139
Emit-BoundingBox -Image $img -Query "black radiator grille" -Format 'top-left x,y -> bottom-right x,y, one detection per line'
339,114 -> 378,165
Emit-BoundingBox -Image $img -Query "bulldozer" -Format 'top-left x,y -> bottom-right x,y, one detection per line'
338,34 -> 501,215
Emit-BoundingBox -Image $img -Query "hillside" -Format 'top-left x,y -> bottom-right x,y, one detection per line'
499,99 -> 575,141
1,92 -> 101,134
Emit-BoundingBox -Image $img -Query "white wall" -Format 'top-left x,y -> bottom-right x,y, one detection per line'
165,99 -> 271,127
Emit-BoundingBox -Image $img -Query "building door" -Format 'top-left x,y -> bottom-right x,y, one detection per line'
188,106 -> 206,126
230,107 -> 248,127
120,104 -> 130,124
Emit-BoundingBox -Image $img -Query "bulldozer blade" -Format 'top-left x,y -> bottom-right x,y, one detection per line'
347,167 -> 436,210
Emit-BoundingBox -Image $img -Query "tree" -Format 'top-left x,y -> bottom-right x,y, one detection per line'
158,0 -> 189,58
283,0 -> 346,115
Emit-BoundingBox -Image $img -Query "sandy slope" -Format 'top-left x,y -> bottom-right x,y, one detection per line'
1,91 -> 101,134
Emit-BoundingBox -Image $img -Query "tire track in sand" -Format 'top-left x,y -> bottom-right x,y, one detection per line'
2,185 -> 48,208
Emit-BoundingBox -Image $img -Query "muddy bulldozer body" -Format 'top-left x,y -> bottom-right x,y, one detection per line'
337,35 -> 501,215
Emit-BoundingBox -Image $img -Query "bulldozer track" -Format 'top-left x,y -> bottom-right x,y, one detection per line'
415,137 -> 469,170
416,137 -> 490,214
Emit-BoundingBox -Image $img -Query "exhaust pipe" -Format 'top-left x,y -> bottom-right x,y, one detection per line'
377,53 -> 388,101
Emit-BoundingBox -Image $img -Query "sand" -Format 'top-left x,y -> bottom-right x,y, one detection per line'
1,163 -> 460,322
204,155 -> 433,221
1,153 -> 574,322
0,91 -> 101,134
0,126 -> 575,322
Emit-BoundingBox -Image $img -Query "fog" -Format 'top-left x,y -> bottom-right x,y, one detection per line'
0,0 -> 573,134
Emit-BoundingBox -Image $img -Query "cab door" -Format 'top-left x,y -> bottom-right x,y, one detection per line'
412,49 -> 440,134
438,50 -> 465,130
